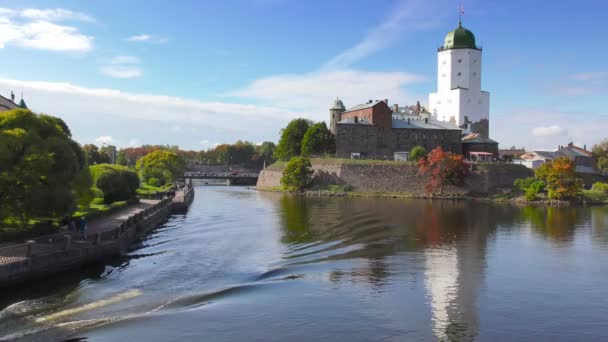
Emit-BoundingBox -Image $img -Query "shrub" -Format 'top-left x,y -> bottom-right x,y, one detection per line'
147,177 -> 162,187
514,177 -> 545,200
90,164 -> 140,204
591,182 -> 608,194
418,147 -> 469,193
535,157 -> 582,200
281,157 -> 314,192
136,150 -> 186,185
409,146 -> 426,161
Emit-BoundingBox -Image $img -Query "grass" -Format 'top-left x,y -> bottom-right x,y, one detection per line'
136,183 -> 174,196
265,158 -> 414,172
73,199 -> 131,220
581,190 -> 608,204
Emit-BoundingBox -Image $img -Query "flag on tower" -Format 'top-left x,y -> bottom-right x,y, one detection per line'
460,3 -> 464,15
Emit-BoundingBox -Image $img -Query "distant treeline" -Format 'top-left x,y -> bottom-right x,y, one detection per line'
84,140 -> 276,169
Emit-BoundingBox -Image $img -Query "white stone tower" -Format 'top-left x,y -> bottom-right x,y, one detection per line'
429,21 -> 490,137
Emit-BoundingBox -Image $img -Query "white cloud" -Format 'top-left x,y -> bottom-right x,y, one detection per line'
200,140 -> 220,150
492,110 -> 606,150
573,71 -> 608,81
531,125 -> 567,137
0,7 -> 93,52
20,8 -> 94,22
101,55 -> 143,79
322,0 -> 441,70
126,34 -> 150,42
128,138 -> 139,147
126,34 -> 168,44
0,77 -> 293,148
95,135 -> 114,145
170,125 -> 181,132
232,69 -> 425,121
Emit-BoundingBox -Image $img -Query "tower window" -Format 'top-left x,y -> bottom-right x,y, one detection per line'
441,73 -> 446,78
457,72 -> 462,76
458,59 -> 462,63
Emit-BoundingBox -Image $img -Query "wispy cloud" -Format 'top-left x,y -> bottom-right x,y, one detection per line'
101,55 -> 143,79
125,34 -> 168,44
321,0 -> 441,70
531,125 -> 567,137
548,71 -> 608,96
95,135 -> 114,145
0,7 -> 94,52
232,69 -> 425,121
493,109 -> 606,149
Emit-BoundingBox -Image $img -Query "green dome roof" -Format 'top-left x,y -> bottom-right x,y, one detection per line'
330,98 -> 345,110
443,22 -> 477,49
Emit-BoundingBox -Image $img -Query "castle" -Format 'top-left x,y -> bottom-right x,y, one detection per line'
331,21 -> 498,161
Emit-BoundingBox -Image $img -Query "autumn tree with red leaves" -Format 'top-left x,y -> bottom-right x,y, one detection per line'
418,147 -> 469,193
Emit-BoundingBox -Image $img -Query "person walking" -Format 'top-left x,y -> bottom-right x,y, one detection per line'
79,216 -> 88,239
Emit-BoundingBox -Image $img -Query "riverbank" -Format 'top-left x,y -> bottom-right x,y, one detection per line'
0,187 -> 194,287
257,158 -> 607,206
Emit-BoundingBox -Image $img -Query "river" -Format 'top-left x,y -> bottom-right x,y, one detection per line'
1,186 -> 608,341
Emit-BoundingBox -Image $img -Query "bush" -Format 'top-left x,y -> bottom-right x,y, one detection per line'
418,147 -> 469,193
90,164 -> 140,204
514,177 -> 545,201
591,182 -> 608,194
147,177 -> 162,187
409,146 -> 426,161
281,157 -> 314,192
535,157 -> 582,200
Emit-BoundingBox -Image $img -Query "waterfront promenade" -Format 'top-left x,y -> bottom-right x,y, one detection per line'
0,199 -> 160,266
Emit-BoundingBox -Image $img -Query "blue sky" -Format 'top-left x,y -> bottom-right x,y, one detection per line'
0,0 -> 607,150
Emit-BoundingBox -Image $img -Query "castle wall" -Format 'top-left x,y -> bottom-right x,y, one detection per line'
256,160 -> 532,196
335,124 -> 462,159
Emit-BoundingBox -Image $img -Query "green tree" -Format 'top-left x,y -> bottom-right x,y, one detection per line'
83,144 -> 109,165
409,146 -> 427,161
592,139 -> 608,173
274,119 -> 311,160
0,109 -> 91,226
116,150 -> 128,166
254,141 -> 276,168
301,122 -> 335,156
281,157 -> 314,192
136,150 -> 186,185
90,164 -> 140,203
535,157 -> 582,200
99,145 -> 117,164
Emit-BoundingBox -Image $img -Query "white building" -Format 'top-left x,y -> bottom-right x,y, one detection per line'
429,21 -> 490,138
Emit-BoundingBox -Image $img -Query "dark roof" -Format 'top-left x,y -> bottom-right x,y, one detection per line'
499,149 -> 526,157
18,98 -> 28,109
392,117 -> 461,130
342,100 -> 384,114
559,144 -> 592,157
0,94 -> 18,111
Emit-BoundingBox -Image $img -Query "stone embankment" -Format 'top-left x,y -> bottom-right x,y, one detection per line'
257,159 -> 532,197
0,187 -> 194,287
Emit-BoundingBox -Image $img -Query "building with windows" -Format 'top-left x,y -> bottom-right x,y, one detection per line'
0,92 -> 27,112
331,21 -> 498,160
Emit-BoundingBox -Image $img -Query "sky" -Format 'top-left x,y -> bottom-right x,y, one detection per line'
0,0 -> 607,150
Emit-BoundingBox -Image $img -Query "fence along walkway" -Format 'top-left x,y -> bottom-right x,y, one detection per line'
0,198 -> 163,266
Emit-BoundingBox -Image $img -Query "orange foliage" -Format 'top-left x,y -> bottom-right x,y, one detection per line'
535,157 -> 582,200
418,147 -> 469,193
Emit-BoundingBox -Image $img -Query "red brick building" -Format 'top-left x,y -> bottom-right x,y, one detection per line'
339,100 -> 392,129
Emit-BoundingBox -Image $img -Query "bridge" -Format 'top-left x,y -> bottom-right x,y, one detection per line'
179,171 -> 259,185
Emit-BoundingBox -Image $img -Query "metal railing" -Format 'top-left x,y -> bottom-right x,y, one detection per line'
0,198 -> 173,265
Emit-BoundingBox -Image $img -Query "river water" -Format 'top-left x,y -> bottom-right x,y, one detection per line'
1,186 -> 608,341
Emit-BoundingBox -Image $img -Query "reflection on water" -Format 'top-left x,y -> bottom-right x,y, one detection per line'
0,187 -> 607,341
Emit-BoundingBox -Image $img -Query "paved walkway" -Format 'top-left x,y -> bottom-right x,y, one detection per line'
85,199 -> 159,235
0,199 -> 161,265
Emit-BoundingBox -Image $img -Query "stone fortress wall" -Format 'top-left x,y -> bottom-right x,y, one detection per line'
257,159 -> 533,196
